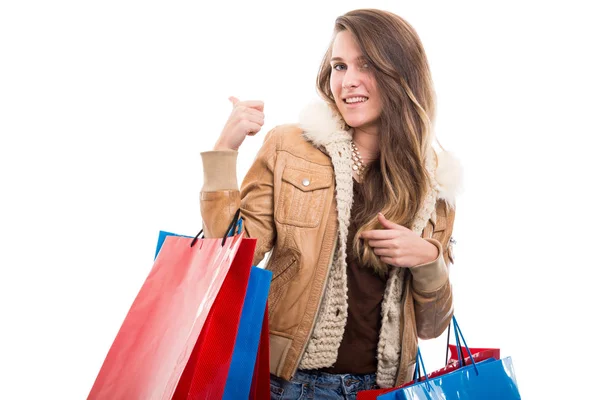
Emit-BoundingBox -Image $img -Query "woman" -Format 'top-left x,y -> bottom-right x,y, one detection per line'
200,8 -> 461,400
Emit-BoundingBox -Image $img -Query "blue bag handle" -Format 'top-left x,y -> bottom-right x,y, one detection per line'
414,316 -> 480,396
415,348 -> 433,396
447,316 -> 479,374
446,316 -> 470,366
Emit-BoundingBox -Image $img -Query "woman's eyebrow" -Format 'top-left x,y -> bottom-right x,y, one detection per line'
330,56 -> 367,63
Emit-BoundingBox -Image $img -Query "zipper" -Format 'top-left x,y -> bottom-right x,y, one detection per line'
289,235 -> 337,379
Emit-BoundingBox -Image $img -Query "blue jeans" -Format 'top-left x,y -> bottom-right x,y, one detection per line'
270,370 -> 380,400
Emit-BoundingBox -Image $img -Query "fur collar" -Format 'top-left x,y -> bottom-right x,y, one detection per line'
298,101 -> 463,208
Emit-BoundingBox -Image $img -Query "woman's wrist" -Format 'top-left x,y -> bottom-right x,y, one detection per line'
417,238 -> 440,266
213,138 -> 237,152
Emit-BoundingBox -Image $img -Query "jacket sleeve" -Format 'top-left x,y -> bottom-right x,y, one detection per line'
200,128 -> 279,266
409,200 -> 456,340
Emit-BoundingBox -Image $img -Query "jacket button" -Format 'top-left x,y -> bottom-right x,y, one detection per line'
302,179 -> 310,186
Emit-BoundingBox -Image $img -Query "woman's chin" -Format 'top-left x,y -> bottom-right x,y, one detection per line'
343,117 -> 377,131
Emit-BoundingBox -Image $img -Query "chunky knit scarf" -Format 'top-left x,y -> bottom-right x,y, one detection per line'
296,101 -> 455,387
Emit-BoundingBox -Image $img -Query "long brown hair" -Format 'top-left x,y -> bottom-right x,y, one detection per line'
317,9 -> 436,275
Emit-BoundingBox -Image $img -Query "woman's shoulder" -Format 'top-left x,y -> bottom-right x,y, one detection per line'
266,101 -> 346,148
261,123 -> 304,150
264,123 -> 333,165
268,123 -> 305,140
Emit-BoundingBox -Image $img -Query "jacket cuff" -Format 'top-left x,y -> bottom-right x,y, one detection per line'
410,238 -> 448,293
200,150 -> 239,191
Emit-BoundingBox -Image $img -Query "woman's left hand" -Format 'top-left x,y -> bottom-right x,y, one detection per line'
359,213 -> 439,268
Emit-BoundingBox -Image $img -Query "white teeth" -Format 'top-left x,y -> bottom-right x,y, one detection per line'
345,97 -> 368,104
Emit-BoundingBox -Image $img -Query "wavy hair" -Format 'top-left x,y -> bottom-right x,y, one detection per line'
317,9 -> 437,275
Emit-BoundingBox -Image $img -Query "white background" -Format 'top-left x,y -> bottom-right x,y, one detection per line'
1,1 -> 598,398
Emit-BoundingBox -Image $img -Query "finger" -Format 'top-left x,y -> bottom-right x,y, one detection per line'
238,100 -> 264,112
242,108 -> 265,120
367,239 -> 399,249
360,229 -> 398,240
380,256 -> 399,266
244,121 -> 262,136
245,112 -> 265,126
229,96 -> 240,107
373,248 -> 398,257
377,212 -> 404,230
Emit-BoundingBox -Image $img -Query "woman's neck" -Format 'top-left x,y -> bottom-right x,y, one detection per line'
352,127 -> 380,163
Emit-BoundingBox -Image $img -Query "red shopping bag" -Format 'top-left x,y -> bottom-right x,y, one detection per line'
357,387 -> 396,400
172,237 -> 254,399
447,344 -> 499,366
88,233 -> 255,400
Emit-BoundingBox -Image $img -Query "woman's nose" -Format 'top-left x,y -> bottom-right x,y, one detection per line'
342,79 -> 358,90
342,67 -> 361,90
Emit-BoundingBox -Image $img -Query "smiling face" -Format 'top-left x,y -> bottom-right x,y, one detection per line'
329,30 -> 383,134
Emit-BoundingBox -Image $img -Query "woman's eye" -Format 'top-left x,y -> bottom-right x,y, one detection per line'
361,62 -> 370,69
333,64 -> 346,71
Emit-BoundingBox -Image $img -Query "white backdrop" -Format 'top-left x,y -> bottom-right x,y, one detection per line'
1,1 -> 598,398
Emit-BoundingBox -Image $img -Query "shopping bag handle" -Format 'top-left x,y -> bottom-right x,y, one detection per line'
413,317 -> 479,394
415,347 -> 433,396
444,316 -> 479,374
190,208 -> 243,248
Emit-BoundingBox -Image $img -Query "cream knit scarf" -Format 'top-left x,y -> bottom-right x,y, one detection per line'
296,101 -> 454,388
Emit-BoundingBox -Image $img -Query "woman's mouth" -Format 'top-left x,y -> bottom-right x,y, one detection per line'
344,96 -> 369,104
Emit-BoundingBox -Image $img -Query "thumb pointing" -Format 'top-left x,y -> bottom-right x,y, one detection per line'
229,96 -> 240,107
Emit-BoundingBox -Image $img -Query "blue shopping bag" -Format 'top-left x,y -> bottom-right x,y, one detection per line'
378,317 -> 521,400
222,265 -> 271,399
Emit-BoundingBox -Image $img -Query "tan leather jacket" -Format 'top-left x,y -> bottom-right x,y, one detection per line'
200,103 -> 459,387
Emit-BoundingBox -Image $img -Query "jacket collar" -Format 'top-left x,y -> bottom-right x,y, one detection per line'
298,100 -> 462,209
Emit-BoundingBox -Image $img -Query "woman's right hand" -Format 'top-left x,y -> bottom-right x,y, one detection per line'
213,96 -> 265,151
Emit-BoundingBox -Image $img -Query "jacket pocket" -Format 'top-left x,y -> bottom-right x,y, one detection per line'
268,255 -> 299,320
276,166 -> 333,228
